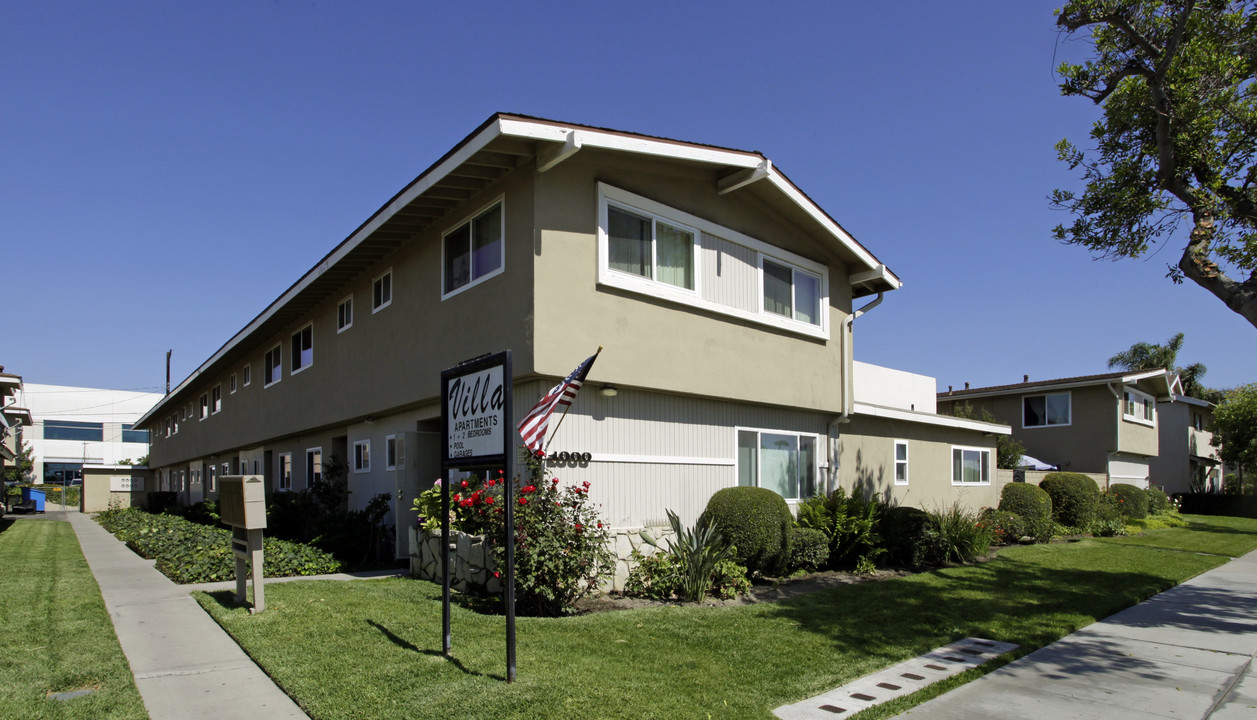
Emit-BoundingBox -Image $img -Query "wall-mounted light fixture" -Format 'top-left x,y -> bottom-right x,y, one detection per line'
600,385 -> 618,397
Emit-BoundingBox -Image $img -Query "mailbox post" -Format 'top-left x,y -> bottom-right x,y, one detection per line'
219,475 -> 268,613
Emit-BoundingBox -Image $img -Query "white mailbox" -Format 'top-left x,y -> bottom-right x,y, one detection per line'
219,475 -> 267,530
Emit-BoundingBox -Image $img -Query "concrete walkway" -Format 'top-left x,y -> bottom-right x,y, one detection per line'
897,548 -> 1257,719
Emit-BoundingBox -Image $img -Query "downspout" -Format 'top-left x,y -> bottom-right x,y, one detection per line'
1105,381 -> 1122,491
828,291 -> 884,492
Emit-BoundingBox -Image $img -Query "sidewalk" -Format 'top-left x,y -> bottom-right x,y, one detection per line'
896,548 -> 1257,719
61,506 -> 330,719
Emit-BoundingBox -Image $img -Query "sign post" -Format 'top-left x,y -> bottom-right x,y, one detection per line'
440,351 -> 516,682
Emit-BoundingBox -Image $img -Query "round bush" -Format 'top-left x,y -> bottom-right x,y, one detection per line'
879,505 -> 940,570
1109,483 -> 1149,519
1147,486 -> 1171,514
998,482 -> 1054,542
1039,472 -> 1101,529
787,526 -> 830,573
700,487 -> 792,576
980,508 -> 1026,545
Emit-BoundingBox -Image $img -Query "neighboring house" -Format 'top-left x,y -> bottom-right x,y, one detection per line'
137,112 -> 934,561
936,369 -> 1178,489
1,370 -> 33,478
16,384 -> 161,485
1150,394 -> 1222,495
840,362 -> 1010,511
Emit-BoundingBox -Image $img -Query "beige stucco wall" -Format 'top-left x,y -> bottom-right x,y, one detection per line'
81,466 -> 151,513
839,415 -> 1000,512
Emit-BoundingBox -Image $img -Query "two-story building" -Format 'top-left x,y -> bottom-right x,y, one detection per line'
138,114 -> 1006,560
1150,394 -> 1222,494
936,369 -> 1178,489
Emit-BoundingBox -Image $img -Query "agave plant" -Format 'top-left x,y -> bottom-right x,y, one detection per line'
640,509 -> 734,602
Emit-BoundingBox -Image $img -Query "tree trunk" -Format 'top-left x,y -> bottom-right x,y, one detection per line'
1178,210 -> 1257,330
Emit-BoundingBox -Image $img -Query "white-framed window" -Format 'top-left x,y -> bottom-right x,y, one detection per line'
951,446 -> 991,485
251,459 -> 260,475
229,373 -> 238,394
208,465 -> 217,493
243,364 -> 252,387
306,448 -> 322,486
278,452 -> 292,491
291,324 -> 313,374
385,435 -> 403,470
264,345 -> 282,387
337,294 -> 353,333
1194,412 -> 1204,431
353,439 -> 371,473
1023,392 -> 1070,428
736,428 -> 818,501
894,440 -> 909,485
762,257 -> 822,326
1123,388 -> 1156,426
211,385 -> 222,414
596,183 -> 829,339
605,200 -> 696,292
199,393 -> 209,420
372,269 -> 392,313
443,199 -> 504,298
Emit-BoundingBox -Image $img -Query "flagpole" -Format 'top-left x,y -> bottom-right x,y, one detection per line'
542,346 -> 602,454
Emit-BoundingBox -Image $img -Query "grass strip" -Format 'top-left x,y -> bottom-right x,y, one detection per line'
0,518 -> 148,719
196,523 -> 1251,720
1097,514 -> 1257,556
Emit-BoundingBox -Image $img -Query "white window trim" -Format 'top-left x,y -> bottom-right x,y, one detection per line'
1022,391 -> 1072,429
264,344 -> 282,388
199,393 -> 209,421
602,196 -> 702,298
951,445 -> 992,486
229,373 -> 238,394
243,364 -> 252,387
385,434 -> 398,470
759,255 -> 824,326
894,440 -> 909,486
278,452 -> 292,492
211,385 -> 222,415
734,426 -> 822,502
337,294 -> 354,333
441,196 -> 506,300
1123,386 -> 1157,427
353,439 -> 371,473
372,268 -> 393,314
306,447 -> 322,486
291,323 -> 314,375
596,183 -> 829,340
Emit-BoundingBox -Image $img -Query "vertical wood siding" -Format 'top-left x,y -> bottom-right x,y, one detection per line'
700,232 -> 760,314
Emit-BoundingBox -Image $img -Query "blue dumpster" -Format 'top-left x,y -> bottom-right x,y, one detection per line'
21,487 -> 45,513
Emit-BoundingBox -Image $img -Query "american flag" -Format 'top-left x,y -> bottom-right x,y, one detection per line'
517,351 -> 600,452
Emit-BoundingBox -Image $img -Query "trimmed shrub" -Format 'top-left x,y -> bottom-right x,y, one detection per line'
700,487 -> 792,576
879,506 -> 939,571
1039,472 -> 1101,528
998,482 -> 1053,542
979,508 -> 1026,545
1109,483 -> 1149,519
95,507 -> 341,584
1147,486 -> 1172,515
787,526 -> 831,573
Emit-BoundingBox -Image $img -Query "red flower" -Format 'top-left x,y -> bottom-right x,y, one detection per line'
518,497 -> 528,505
552,477 -> 559,485
461,480 -> 469,489
575,524 -> 583,532
493,571 -> 501,578
452,493 -> 461,502
485,496 -> 495,505
597,522 -> 602,529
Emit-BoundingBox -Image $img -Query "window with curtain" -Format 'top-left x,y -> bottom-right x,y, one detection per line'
737,429 -> 817,500
1023,392 -> 1070,427
951,447 -> 990,485
607,205 -> 695,290
444,201 -> 503,296
763,258 -> 821,326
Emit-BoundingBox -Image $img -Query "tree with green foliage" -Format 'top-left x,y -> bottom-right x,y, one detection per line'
1211,383 -> 1257,473
1106,331 -> 1214,398
1052,1 -> 1257,329
4,429 -> 34,484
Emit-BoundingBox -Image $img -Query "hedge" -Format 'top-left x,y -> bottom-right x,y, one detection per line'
700,487 -> 792,576
1109,483 -> 1149,520
95,507 -> 342,584
1176,493 -> 1257,518
1039,472 -> 1100,529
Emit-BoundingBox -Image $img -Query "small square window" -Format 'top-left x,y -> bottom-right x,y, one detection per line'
337,295 -> 353,332
373,270 -> 392,312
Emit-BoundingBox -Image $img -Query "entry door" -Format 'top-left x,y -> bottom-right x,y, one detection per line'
394,431 -> 440,559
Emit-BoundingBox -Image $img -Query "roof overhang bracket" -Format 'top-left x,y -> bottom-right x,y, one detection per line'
536,131 -> 584,173
717,159 -> 771,195
848,263 -> 896,288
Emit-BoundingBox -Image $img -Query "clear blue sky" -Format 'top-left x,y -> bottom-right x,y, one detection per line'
5,1 -> 1254,396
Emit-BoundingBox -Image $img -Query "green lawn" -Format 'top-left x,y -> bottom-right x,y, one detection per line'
1098,514 -> 1257,556
196,516 -> 1257,720
0,518 -> 148,719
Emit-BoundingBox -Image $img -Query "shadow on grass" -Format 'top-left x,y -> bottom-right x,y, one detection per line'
365,619 -> 502,680
0,517 -> 14,535
1183,519 -> 1257,536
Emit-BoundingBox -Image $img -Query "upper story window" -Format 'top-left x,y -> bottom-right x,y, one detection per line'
211,385 -> 222,414
199,393 -> 209,420
1024,392 -> 1070,428
337,295 -> 353,333
291,324 -> 313,374
597,183 -> 829,340
1194,412 -> 1204,431
44,420 -> 103,442
372,269 -> 393,313
243,364 -> 252,387
229,373 -> 238,394
762,258 -> 821,325
1124,388 -> 1156,425
607,204 -> 696,291
443,200 -> 504,298
264,345 -> 282,387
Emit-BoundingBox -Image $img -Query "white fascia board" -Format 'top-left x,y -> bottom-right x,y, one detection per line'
1168,394 -> 1213,408
853,402 -> 1011,435
141,120 -> 512,426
